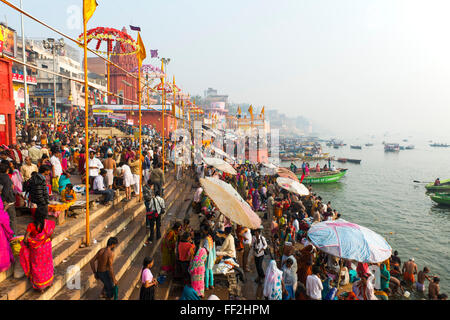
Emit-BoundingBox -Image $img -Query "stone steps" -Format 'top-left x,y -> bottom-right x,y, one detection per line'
0,170 -> 176,300
54,176 -> 189,300
126,185 -> 194,300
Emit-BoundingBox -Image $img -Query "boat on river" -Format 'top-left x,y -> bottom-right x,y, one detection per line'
430,143 -> 449,148
384,143 -> 400,152
297,169 -> 347,184
337,158 -> 361,164
425,179 -> 450,192
350,145 -> 362,149
429,193 -> 450,206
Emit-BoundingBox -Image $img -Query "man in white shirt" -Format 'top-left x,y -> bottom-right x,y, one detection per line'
252,226 -> 267,283
240,227 -> 252,272
217,227 -> 236,259
306,266 -> 323,300
85,151 -> 104,188
28,141 -> 42,164
50,150 -> 63,191
93,169 -> 115,205
20,156 -> 38,181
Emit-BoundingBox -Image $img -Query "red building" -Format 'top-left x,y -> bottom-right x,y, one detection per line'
109,27 -> 138,105
0,57 -> 16,146
126,110 -> 177,138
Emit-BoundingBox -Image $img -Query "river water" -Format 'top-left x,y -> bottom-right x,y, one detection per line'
283,139 -> 449,299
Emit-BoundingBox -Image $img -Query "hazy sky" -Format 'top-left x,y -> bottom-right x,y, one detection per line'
2,0 -> 450,139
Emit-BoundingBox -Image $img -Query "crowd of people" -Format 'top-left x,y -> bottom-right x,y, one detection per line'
0,118 -> 169,295
0,117 -> 447,301
132,160 -> 447,301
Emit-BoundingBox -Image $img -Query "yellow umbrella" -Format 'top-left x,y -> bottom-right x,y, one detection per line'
200,178 -> 261,229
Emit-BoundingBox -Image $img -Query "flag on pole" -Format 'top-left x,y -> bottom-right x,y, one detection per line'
261,106 -> 265,117
151,50 -> 159,58
237,106 -> 241,115
136,32 -> 147,66
248,105 -> 253,116
300,173 -> 306,184
83,0 -> 98,23
130,25 -> 141,31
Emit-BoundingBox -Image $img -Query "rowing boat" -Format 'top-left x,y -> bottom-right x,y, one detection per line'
425,179 -> 450,192
297,170 -> 347,184
430,193 -> 450,206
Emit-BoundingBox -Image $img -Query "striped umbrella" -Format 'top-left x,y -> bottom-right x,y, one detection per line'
308,219 -> 392,263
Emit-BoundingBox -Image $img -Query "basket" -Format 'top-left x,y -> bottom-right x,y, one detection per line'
10,236 -> 24,256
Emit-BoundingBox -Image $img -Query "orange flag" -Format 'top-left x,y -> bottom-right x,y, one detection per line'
137,32 -> 147,66
83,0 -> 98,23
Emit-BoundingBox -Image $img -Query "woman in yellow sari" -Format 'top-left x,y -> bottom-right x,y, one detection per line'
161,222 -> 182,273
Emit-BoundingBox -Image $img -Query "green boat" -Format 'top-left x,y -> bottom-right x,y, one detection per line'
425,179 -> 450,192
298,169 -> 347,184
430,193 -> 450,206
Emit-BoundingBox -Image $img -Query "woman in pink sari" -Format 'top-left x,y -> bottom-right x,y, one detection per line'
189,247 -> 207,297
20,212 -> 56,292
0,199 -> 14,272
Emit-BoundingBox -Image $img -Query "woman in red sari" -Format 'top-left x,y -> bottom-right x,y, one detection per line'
78,149 -> 86,176
20,211 -> 56,292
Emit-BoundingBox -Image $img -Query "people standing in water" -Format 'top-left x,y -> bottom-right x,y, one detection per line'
402,258 -> 418,284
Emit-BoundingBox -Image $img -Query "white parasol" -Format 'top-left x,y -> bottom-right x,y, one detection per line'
276,177 -> 309,196
200,177 -> 261,229
203,157 -> 237,175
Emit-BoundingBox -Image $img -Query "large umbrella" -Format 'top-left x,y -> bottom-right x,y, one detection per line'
277,167 -> 300,182
203,157 -> 237,175
210,146 -> 235,162
276,177 -> 309,196
307,219 -> 392,263
200,177 -> 261,229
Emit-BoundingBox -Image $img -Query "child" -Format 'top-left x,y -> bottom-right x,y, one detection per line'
61,184 -> 76,203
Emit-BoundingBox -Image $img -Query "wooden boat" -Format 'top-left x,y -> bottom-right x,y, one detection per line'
384,143 -> 400,152
301,154 -> 330,161
425,179 -> 450,192
365,143 -> 374,147
430,193 -> 450,206
405,145 -> 415,150
280,156 -> 300,162
347,159 -> 361,164
337,158 -> 348,163
350,145 -> 362,149
399,146 -> 405,150
430,143 -> 449,147
298,169 -> 347,184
